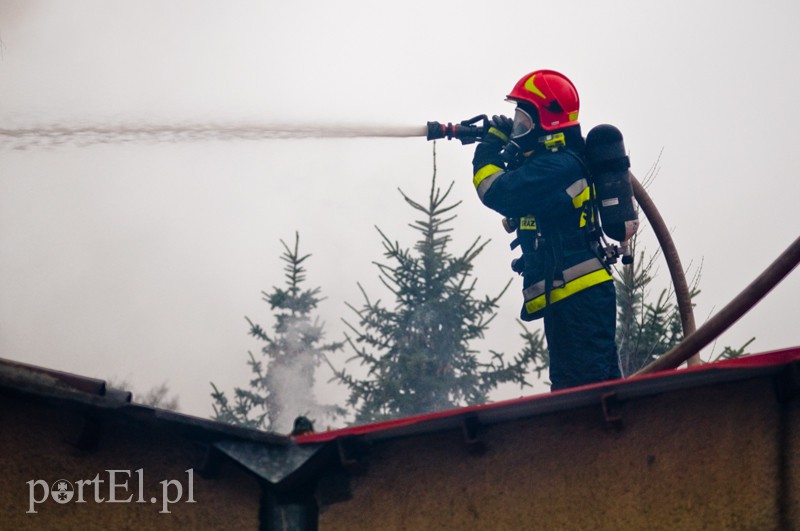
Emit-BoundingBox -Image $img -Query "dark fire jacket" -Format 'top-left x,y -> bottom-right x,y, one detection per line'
472,141 -> 612,321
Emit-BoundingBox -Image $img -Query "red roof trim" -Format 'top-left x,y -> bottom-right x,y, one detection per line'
295,346 -> 800,445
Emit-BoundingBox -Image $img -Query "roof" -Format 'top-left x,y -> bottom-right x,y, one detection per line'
294,346 -> 800,445
0,356 -> 290,447
3,348 -> 798,489
0,356 -> 316,487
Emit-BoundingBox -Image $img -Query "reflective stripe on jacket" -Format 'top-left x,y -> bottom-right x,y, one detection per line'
522,256 -> 612,318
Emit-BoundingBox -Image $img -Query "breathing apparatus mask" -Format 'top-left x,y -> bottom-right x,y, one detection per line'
501,104 -> 538,168
501,103 -> 580,168
510,106 -> 536,139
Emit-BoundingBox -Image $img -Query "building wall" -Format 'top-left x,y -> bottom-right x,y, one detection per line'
320,377 -> 797,530
0,396 -> 262,529
787,394 -> 799,527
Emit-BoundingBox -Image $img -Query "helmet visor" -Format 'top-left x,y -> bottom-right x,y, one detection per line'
511,107 -> 534,139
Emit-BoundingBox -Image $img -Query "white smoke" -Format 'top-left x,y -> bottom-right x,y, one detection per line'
266,316 -> 341,434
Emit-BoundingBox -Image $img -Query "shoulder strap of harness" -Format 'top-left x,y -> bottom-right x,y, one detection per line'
562,148 -> 615,274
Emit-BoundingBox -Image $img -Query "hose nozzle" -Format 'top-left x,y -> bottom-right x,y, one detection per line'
426,115 -> 488,145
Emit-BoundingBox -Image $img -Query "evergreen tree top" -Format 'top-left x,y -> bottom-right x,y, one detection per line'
333,146 -> 539,424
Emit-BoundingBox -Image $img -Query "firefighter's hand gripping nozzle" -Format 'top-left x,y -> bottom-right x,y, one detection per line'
426,115 -> 489,145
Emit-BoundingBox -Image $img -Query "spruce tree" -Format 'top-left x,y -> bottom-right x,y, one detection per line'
615,245 -> 688,375
613,160 -> 751,375
334,149 -> 540,423
211,233 -> 344,432
614,239 -> 753,375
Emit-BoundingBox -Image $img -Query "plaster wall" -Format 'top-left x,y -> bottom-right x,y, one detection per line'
0,397 -> 262,529
321,378 -> 795,530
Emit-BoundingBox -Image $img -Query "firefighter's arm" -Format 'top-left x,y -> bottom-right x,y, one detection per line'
474,149 -> 577,219
472,115 -> 512,208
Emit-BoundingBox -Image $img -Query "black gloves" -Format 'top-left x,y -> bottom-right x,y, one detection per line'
484,115 -> 513,146
473,115 -> 511,178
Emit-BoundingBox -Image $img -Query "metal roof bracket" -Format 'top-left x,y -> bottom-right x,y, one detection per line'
775,360 -> 800,403
337,436 -> 368,474
462,414 -> 486,453
600,391 -> 623,431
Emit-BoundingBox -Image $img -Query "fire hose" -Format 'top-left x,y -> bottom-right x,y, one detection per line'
630,175 -> 700,367
635,234 -> 800,375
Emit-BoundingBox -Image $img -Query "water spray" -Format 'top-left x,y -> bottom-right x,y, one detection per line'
0,122 -> 429,150
0,115 -> 500,150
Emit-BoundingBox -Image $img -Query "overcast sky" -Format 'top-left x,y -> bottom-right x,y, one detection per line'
1,0 -> 798,427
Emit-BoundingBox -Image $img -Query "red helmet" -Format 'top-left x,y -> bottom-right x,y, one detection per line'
506,70 -> 580,131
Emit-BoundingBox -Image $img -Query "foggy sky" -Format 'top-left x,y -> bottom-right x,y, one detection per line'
1,0 -> 798,424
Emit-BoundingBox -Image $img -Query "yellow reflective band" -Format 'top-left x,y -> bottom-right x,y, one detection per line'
524,74 -> 547,100
523,257 -> 604,300
473,164 -> 503,189
572,186 -> 591,208
524,268 -> 613,315
569,111 -> 579,122
488,127 -> 508,143
565,178 -> 588,199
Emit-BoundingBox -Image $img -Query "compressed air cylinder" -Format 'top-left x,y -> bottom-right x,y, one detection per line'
585,124 -> 639,244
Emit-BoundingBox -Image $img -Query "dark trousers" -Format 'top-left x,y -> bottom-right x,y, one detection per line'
544,280 -> 621,391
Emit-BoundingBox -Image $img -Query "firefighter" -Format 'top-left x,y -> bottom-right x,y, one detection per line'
471,69 -> 621,390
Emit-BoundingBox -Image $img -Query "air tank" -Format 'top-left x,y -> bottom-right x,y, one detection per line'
585,124 -> 639,263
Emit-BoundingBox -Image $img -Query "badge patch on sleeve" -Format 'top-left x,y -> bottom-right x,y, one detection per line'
519,216 -> 537,230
